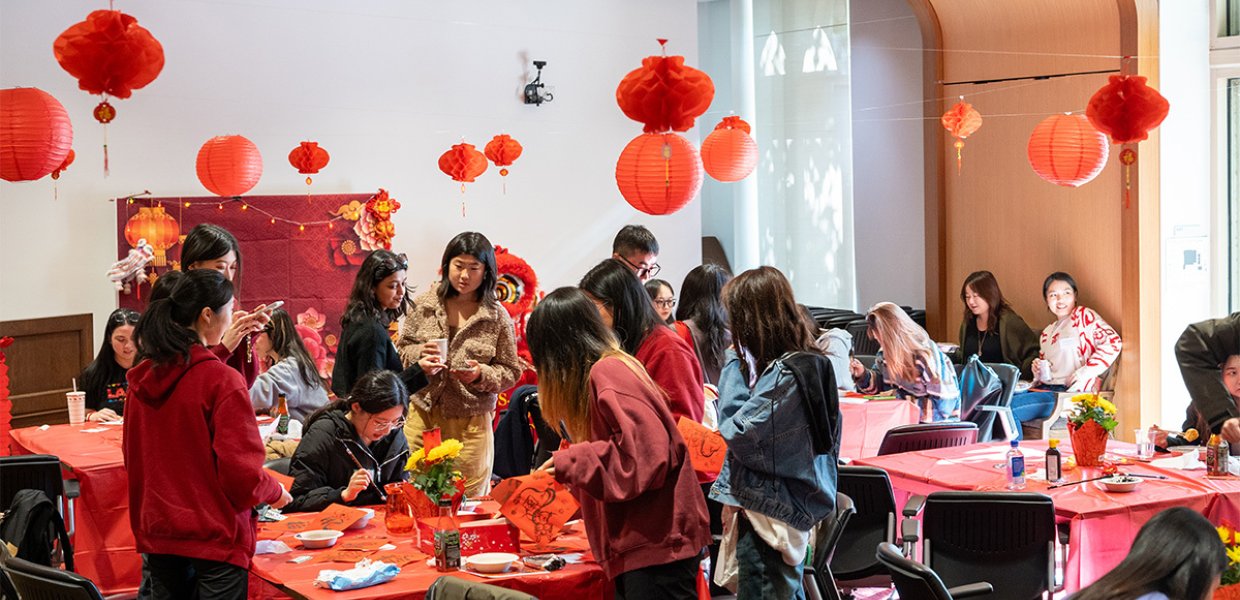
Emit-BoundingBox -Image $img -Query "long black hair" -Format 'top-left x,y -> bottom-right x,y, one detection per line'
643,279 -> 675,324
675,264 -> 732,370
79,308 -> 140,405
134,269 -> 234,365
147,270 -> 184,303
1071,507 -> 1226,600
181,223 -> 242,292
341,250 -> 409,327
578,258 -> 664,355
436,232 -> 498,305
264,308 -> 323,389
305,369 -> 409,429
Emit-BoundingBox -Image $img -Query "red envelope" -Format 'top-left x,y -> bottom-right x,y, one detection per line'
493,473 -> 579,546
677,417 -> 727,477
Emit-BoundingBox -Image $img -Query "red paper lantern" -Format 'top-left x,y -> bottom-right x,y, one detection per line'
51,150 -> 75,180
0,88 -> 74,182
196,135 -> 263,197
124,205 -> 180,267
941,100 -> 983,172
615,132 -> 703,215
1027,114 -> 1109,188
288,141 -> 330,185
701,116 -> 757,182
54,9 -> 164,122
439,142 -> 488,184
1086,75 -> 1170,144
484,134 -> 523,177
616,40 -> 715,133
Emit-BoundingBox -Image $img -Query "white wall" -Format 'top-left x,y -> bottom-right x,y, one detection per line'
849,0 -> 925,310
0,0 -> 701,345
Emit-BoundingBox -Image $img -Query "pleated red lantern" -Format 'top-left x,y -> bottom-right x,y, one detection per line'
616,40 -> 715,133
124,205 -> 180,267
196,135 -> 263,197
51,150 -> 75,180
701,116 -> 757,182
484,135 -> 523,174
615,132 -> 703,215
1086,75 -> 1170,144
0,88 -> 74,182
439,142 -> 488,185
1027,114 -> 1109,188
54,10 -> 164,121
941,100 -> 983,173
288,141 -> 330,185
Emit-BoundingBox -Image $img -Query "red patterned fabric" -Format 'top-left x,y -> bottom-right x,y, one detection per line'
1039,306 -> 1123,392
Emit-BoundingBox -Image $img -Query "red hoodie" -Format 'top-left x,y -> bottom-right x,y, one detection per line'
553,356 -> 711,579
636,326 -> 705,423
124,345 -> 283,569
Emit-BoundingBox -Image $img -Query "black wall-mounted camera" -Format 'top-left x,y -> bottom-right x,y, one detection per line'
524,60 -> 553,106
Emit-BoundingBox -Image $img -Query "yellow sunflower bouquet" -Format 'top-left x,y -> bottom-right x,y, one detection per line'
1216,524 -> 1240,590
405,438 -> 466,505
1067,393 -> 1118,433
1066,393 -> 1117,466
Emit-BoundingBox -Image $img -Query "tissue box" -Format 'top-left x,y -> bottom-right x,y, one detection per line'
416,516 -> 520,556
415,513 -> 501,555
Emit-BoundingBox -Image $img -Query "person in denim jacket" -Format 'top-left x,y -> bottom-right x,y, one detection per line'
709,266 -> 840,599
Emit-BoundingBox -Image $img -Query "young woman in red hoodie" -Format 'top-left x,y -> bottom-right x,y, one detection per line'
579,259 -> 706,423
126,269 -> 291,599
529,287 -> 710,599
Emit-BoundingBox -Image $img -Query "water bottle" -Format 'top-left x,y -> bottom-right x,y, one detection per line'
1007,440 -> 1026,490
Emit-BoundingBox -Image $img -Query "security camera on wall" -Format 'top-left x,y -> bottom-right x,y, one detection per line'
524,60 -> 553,106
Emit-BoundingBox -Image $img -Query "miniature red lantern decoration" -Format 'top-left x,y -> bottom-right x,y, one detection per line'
288,141 -> 330,185
196,135 -> 263,197
0,88 -> 74,182
54,9 -> 164,122
439,142 -> 488,187
124,205 -> 180,267
1027,114 -> 1109,188
615,132 -> 703,215
485,134 -> 523,176
1086,75 -> 1170,144
51,150 -> 75,180
941,99 -> 983,173
616,39 -> 715,133
701,116 -> 757,182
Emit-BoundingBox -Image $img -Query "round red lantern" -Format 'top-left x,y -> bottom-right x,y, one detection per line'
439,142 -> 488,184
196,135 -> 263,197
1086,75 -> 1170,144
615,132 -> 703,215
1027,114 -> 1109,188
0,88 -> 74,182
701,116 -> 757,182
616,41 -> 715,134
54,9 -> 164,122
124,205 -> 180,267
484,134 -> 523,177
288,141 -> 329,185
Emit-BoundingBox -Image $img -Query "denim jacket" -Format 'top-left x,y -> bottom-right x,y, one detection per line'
709,350 -> 838,531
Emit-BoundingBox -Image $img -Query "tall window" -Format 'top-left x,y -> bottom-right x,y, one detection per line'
1229,0 -> 1240,37
1229,77 -> 1240,310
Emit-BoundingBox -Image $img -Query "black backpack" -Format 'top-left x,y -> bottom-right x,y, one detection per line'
0,489 -> 73,571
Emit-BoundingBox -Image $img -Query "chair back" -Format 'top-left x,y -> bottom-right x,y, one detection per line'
878,422 -> 978,456
0,455 -> 65,511
985,363 -> 1019,410
1,555 -> 104,600
806,493 -> 856,600
831,467 -> 897,581
921,491 -> 1056,600
847,320 -> 879,356
425,574 -> 537,599
263,457 -> 292,476
876,542 -> 954,600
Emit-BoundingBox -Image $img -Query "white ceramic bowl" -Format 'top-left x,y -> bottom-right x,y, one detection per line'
1101,475 -> 1141,493
294,529 -> 344,549
466,552 -> 520,574
348,508 -> 375,530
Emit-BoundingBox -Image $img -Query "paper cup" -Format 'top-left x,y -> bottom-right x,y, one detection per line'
431,338 -> 449,360
66,391 -> 86,426
1037,361 -> 1052,383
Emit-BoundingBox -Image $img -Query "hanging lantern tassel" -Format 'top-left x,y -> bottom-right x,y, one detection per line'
50,150 -> 75,201
1120,148 -> 1136,209
94,99 -> 115,176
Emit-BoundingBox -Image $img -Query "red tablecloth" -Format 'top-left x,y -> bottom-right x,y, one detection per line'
838,398 -> 920,459
852,440 -> 1217,592
249,505 -> 604,600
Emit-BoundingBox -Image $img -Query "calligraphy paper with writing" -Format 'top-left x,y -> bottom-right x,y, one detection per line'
309,548 -> 373,563
677,417 -> 726,477
264,503 -> 368,534
369,550 -> 424,567
493,472 -> 578,546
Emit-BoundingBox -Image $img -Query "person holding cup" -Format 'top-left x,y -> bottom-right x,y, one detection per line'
77,308 -> 140,422
396,232 -> 523,496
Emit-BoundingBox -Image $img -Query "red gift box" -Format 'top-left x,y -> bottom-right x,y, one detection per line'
460,518 -> 521,556
415,512 -> 502,555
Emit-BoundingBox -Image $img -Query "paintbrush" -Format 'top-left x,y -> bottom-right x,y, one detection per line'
337,439 -> 387,501
1047,474 -> 1113,490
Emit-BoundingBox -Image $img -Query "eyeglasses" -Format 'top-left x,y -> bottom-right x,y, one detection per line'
654,298 -> 676,309
370,416 -> 406,430
617,254 -> 661,278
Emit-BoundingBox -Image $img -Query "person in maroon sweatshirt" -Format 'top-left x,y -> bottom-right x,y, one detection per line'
580,259 -> 706,424
528,287 -> 710,599
126,269 -> 291,599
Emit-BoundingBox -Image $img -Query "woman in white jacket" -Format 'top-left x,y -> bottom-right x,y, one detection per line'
250,309 -> 329,423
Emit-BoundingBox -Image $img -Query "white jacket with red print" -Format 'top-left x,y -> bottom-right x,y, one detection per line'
1039,306 -> 1122,392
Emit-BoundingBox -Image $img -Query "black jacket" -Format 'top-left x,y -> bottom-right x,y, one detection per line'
1176,313 -> 1240,433
331,318 -> 428,399
285,410 -> 409,513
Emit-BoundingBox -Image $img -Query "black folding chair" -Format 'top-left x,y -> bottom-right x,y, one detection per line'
263,457 -> 292,475
2,554 -> 106,600
425,574 -> 537,599
876,543 -> 993,599
877,422 -> 978,456
803,493 -> 855,600
831,467 -> 902,590
0,454 -> 79,536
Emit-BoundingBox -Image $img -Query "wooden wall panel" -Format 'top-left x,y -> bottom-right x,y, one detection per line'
0,314 -> 93,429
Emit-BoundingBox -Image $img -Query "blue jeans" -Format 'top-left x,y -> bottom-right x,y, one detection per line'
1010,385 -> 1068,440
736,515 -> 805,600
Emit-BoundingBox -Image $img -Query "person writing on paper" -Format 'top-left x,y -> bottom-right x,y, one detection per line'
249,308 -> 329,424
78,308 -> 140,422
285,371 -> 411,513
529,287 -> 710,598
125,269 -> 291,597
851,302 -> 961,422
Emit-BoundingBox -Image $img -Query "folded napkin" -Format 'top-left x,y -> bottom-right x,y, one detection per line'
314,560 -> 399,591
1150,451 -> 1203,471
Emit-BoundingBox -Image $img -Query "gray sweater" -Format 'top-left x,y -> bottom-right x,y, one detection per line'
249,355 -> 330,423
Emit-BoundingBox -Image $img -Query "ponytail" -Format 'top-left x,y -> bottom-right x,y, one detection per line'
135,269 -> 233,365
306,370 -> 408,428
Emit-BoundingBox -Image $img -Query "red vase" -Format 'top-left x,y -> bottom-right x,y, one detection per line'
408,479 -> 468,519
384,482 -> 416,534
1213,583 -> 1240,600
1068,420 -> 1109,467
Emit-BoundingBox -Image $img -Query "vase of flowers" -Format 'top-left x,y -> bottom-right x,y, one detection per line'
1214,524 -> 1240,599
1066,393 -> 1117,467
404,437 -> 467,519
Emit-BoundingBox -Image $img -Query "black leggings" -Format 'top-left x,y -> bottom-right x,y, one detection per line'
614,553 -> 702,600
144,554 -> 247,600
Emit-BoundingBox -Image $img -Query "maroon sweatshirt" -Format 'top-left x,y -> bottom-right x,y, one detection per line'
124,345 -> 284,569
211,338 -> 258,388
553,356 -> 711,579
636,325 -> 706,423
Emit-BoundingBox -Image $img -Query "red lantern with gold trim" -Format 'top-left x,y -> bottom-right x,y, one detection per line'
941,100 -> 983,173
701,116 -> 757,182
196,135 -> 263,197
288,141 -> 330,186
0,88 -> 74,182
1027,114 -> 1109,188
124,205 -> 180,267
616,39 -> 715,134
615,132 -> 703,215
